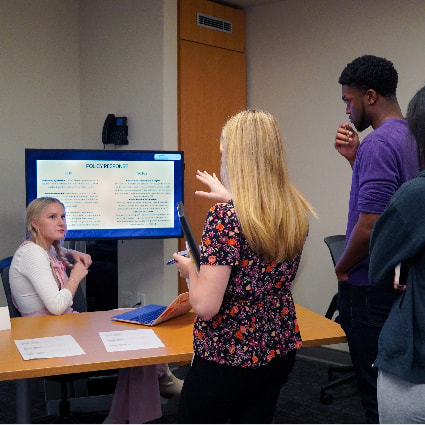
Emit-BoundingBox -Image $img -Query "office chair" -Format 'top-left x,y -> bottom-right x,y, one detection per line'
320,235 -> 356,405
0,255 -> 114,423
0,256 -> 21,318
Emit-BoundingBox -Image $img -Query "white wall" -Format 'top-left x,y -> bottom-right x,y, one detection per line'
245,0 -> 425,314
78,0 -> 179,306
0,0 -> 179,307
3,0 -> 425,316
0,0 -> 81,255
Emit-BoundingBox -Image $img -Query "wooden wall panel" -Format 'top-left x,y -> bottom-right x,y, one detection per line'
179,0 -> 245,52
178,0 -> 246,294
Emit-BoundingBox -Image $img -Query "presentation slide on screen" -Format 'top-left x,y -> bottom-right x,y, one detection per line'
37,160 -> 175,230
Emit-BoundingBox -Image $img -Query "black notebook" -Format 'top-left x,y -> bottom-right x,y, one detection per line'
177,201 -> 201,272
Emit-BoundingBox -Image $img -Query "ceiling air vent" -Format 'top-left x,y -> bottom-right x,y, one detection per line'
197,13 -> 232,34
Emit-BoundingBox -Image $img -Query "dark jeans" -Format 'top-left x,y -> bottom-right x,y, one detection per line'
338,283 -> 398,424
178,350 -> 296,424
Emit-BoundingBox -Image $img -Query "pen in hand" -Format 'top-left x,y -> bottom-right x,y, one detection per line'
166,250 -> 189,265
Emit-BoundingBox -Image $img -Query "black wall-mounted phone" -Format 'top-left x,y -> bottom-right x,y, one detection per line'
102,114 -> 128,145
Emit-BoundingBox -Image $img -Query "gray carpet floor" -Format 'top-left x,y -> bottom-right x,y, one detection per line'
0,347 -> 365,424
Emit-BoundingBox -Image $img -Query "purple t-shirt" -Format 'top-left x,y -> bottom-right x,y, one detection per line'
346,118 -> 419,286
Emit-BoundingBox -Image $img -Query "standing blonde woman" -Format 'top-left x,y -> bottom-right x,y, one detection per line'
173,109 -> 316,423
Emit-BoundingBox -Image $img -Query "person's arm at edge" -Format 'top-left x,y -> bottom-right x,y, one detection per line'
369,189 -> 423,290
335,212 -> 380,281
369,211 -> 406,291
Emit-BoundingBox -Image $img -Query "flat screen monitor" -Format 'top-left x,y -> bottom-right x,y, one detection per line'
25,149 -> 184,240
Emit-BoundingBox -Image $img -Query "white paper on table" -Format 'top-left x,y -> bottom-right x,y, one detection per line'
14,335 -> 86,360
99,329 -> 165,352
0,306 -> 11,331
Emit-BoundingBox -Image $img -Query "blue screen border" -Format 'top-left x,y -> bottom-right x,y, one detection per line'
25,149 -> 184,240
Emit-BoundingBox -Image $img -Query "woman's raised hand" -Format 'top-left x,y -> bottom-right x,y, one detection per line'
194,170 -> 232,203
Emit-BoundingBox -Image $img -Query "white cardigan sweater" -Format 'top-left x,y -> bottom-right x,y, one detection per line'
9,242 -> 73,315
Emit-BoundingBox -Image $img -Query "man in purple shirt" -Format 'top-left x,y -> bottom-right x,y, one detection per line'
333,55 -> 419,423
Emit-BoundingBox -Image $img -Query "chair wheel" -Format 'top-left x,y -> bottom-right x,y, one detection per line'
320,390 -> 334,405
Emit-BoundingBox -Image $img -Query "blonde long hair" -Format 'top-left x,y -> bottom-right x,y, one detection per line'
26,197 -> 73,268
221,109 -> 316,263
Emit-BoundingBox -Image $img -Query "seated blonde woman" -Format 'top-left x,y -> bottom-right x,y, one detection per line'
10,197 -> 182,424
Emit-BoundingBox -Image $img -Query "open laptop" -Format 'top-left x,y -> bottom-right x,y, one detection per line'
113,202 -> 198,326
111,292 -> 190,326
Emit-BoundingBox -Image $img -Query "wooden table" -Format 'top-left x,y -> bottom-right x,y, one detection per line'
0,309 -> 195,381
0,305 -> 346,422
295,304 -> 346,347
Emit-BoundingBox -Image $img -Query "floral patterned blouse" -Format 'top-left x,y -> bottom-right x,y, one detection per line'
193,201 -> 302,368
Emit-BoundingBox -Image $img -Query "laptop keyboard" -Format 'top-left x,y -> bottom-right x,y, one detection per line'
134,306 -> 167,324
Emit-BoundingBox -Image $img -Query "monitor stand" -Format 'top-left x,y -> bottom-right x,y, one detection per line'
64,240 -> 118,311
